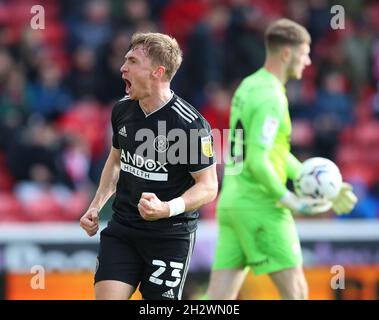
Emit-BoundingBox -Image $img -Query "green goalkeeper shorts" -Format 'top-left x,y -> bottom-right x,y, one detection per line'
212,204 -> 303,275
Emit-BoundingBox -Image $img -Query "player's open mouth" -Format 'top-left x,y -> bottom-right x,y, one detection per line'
124,78 -> 132,93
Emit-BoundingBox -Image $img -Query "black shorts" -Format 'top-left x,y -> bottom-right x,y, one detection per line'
94,218 -> 196,300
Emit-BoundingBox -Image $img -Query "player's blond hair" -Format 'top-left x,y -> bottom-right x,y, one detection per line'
129,32 -> 183,81
265,19 -> 311,52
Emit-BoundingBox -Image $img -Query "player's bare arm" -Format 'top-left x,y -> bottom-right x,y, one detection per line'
80,146 -> 121,236
138,164 -> 218,221
184,164 -> 218,211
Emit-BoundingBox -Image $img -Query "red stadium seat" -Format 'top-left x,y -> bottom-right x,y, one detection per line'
339,164 -> 378,187
339,127 -> 355,144
291,120 -> 315,147
56,102 -> 109,158
0,193 -> 25,222
336,144 -> 362,166
21,194 -> 63,222
0,153 -> 14,191
0,167 -> 14,192
354,121 -> 379,146
160,0 -> 210,48
60,191 -> 88,221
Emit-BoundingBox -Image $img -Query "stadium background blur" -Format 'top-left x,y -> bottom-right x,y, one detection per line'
0,0 -> 379,300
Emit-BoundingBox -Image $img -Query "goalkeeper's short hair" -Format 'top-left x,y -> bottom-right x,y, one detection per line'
265,18 -> 311,52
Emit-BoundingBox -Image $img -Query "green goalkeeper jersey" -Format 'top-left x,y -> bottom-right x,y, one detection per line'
218,68 -> 300,208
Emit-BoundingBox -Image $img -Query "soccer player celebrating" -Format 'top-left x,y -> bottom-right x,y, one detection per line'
79,33 -> 218,300
204,19 -> 357,300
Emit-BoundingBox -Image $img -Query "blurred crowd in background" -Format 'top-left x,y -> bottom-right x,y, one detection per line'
0,0 -> 378,222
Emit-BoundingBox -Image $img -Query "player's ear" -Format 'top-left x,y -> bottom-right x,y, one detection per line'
281,46 -> 292,64
152,66 -> 166,79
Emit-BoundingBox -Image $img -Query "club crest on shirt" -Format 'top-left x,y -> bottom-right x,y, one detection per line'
261,116 -> 279,146
153,135 -> 169,153
201,135 -> 213,157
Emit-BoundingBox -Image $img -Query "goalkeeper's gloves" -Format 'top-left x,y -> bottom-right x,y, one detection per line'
332,182 -> 358,215
279,190 -> 332,215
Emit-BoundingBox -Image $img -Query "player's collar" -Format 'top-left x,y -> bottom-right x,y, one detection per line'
139,90 -> 175,118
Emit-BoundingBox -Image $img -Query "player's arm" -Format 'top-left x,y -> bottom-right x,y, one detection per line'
246,99 -> 329,214
138,125 -> 218,221
286,152 -> 301,181
248,145 -> 287,198
182,164 -> 218,211
248,147 -> 301,196
88,146 -> 121,211
80,104 -> 123,236
138,164 -> 218,221
80,146 -> 120,236
249,147 -> 330,214
245,98 -> 287,199
180,129 -> 218,212
88,104 -> 122,211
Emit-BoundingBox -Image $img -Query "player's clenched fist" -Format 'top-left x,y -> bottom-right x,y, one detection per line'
138,192 -> 170,221
80,208 -> 100,237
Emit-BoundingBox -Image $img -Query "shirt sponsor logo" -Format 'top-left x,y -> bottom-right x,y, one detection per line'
120,149 -> 168,181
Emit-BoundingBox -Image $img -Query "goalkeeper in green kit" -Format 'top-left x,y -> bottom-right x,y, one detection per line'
204,19 -> 358,300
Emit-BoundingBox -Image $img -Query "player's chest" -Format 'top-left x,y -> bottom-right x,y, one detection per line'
278,108 -> 292,137
115,115 -> 178,153
115,114 -> 185,182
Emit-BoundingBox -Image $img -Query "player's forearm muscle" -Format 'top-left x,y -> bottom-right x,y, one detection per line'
248,145 -> 287,199
286,152 -> 301,181
182,165 -> 218,212
89,147 -> 120,211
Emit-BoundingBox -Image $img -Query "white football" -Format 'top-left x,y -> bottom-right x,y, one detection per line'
294,157 -> 342,200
